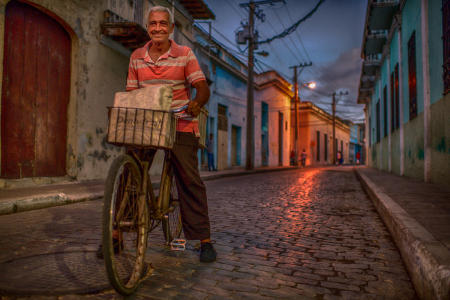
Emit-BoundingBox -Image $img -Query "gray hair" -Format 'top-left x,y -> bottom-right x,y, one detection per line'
147,6 -> 174,25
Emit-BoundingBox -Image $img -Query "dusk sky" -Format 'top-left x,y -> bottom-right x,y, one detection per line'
198,0 -> 368,122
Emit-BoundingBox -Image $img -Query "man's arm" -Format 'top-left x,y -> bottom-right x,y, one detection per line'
186,80 -> 210,117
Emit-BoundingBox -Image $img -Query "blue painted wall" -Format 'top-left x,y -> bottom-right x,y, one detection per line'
428,0 -> 444,104
401,0 -> 422,122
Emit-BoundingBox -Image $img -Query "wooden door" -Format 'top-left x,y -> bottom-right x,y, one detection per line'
217,104 -> 228,170
1,1 -> 71,178
278,112 -> 283,166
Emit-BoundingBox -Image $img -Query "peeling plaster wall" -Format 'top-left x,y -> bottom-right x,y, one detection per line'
430,94 -> 450,187
391,130 -> 400,175
403,113 -> 424,181
381,137 -> 389,171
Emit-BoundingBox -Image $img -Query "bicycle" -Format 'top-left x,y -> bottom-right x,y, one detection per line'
101,104 -> 202,295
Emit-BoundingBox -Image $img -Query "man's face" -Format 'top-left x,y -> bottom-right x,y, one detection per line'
147,11 -> 174,43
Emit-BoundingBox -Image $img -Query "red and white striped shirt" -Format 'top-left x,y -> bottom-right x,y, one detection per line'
126,39 -> 206,134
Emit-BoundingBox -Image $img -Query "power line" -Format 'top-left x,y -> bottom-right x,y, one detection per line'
271,9 -> 305,64
284,4 -> 312,63
258,0 -> 326,45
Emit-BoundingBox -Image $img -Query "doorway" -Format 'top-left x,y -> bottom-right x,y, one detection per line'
261,102 -> 269,166
278,112 -> 283,166
217,104 -> 228,170
231,125 -> 241,166
1,1 -> 71,178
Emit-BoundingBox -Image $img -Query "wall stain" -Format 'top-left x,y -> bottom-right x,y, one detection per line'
77,155 -> 84,169
417,148 -> 424,160
88,150 -> 110,162
436,137 -> 446,153
101,136 -> 121,152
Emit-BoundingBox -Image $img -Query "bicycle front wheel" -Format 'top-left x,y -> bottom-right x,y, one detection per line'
102,154 -> 148,295
161,172 -> 183,243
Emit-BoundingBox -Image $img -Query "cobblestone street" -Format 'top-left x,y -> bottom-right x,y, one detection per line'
0,167 -> 418,299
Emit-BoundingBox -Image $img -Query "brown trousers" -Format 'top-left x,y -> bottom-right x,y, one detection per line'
168,132 -> 211,240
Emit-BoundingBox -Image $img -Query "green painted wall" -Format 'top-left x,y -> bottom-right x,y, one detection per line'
370,144 -> 379,168
430,94 -> 450,186
391,130 -> 401,175
403,113 -> 424,180
428,0 -> 444,105
381,137 -> 389,171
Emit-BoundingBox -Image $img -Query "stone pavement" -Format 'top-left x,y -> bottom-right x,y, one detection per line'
0,167 -> 418,299
355,167 -> 450,300
0,166 -> 295,216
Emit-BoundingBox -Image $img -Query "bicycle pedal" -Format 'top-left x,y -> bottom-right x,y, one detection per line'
170,239 -> 186,251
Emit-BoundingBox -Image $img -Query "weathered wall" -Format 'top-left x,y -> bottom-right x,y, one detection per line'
403,113 -> 424,180
391,130 -> 401,175
299,108 -> 350,166
430,94 -> 450,187
381,137 -> 389,171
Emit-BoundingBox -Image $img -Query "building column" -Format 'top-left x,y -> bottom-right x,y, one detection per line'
421,0 -> 431,182
398,25 -> 405,176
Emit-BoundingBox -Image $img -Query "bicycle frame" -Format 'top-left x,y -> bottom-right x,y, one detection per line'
127,148 -> 174,222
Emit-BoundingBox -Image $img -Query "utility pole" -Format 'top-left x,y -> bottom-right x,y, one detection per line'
240,0 -> 284,170
289,62 -> 312,166
332,90 -> 348,164
245,1 -> 255,170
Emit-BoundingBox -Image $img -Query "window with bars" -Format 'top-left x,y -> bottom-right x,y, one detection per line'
395,63 -> 400,129
383,85 -> 387,137
324,134 -> 328,161
444,0 -> 450,94
408,31 -> 417,120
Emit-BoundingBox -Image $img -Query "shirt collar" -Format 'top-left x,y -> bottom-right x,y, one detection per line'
139,39 -> 183,62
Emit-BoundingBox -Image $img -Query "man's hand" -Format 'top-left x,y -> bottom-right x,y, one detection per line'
187,80 -> 210,117
187,100 -> 202,117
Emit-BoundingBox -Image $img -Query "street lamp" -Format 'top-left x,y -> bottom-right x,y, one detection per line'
305,81 -> 316,89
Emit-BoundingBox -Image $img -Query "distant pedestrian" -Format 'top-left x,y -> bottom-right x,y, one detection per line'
300,149 -> 307,167
336,151 -> 342,165
206,133 -> 216,171
290,150 -> 296,166
356,151 -> 361,164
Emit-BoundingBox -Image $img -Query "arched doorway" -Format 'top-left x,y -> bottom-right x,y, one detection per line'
1,0 -> 71,178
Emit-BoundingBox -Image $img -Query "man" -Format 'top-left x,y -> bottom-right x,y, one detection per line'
300,149 -> 307,167
206,133 -> 216,171
126,6 -> 216,262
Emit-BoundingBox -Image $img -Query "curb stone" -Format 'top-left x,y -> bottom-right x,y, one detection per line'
355,169 -> 450,300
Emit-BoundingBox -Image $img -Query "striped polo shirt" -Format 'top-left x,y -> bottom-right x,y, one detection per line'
126,39 -> 206,134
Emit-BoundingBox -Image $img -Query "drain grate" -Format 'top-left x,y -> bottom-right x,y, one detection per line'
0,251 -> 110,295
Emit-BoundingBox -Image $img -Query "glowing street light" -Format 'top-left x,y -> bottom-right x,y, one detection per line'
306,81 -> 316,89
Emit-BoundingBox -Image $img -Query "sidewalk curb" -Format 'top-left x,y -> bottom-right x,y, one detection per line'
0,166 -> 297,216
355,169 -> 450,300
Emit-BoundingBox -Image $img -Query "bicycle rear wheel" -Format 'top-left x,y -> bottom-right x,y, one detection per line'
102,154 -> 148,295
161,170 -> 183,243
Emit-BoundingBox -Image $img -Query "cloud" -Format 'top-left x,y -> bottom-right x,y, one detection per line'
300,47 -> 365,122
